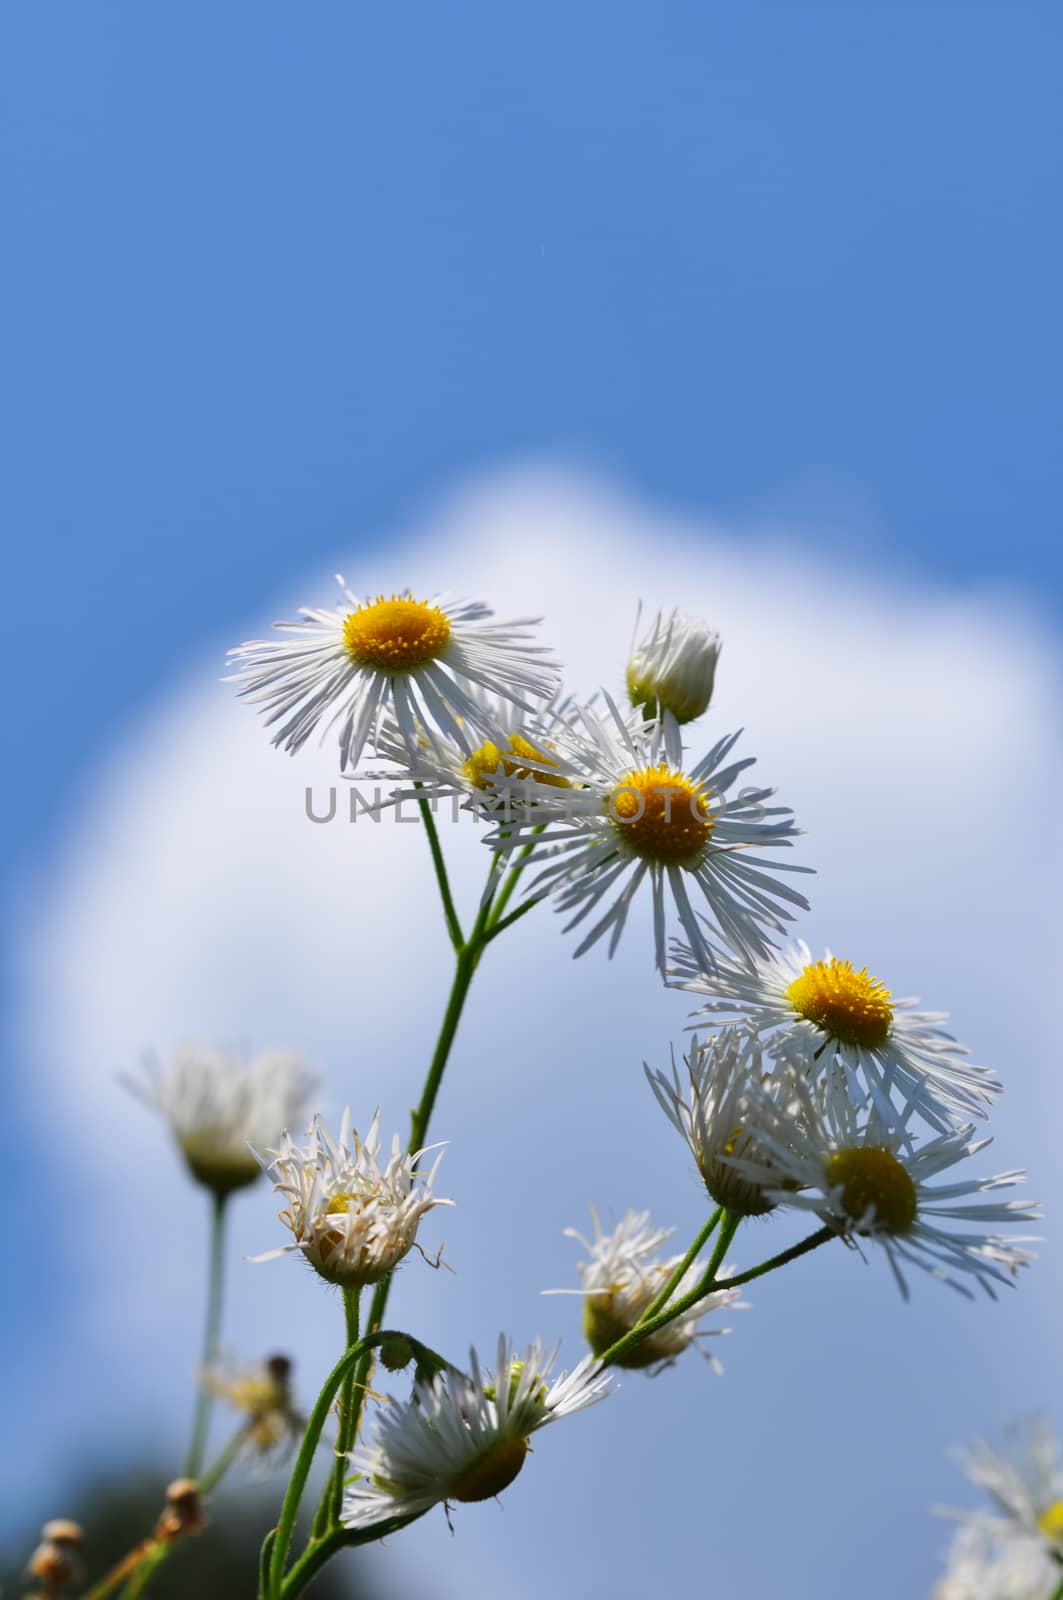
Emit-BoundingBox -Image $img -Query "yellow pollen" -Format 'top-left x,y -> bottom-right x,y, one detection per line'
323,1189 -> 376,1215
608,764 -> 714,865
342,595 -> 451,672
451,1437 -> 530,1503
462,733 -> 570,791
1038,1502 -> 1063,1542
824,1146 -> 917,1235
785,958 -> 894,1048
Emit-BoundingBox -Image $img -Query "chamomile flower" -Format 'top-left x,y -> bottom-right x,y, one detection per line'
551,1209 -> 746,1372
944,1422 -> 1063,1556
933,1524 -> 1059,1600
645,1029 -> 798,1217
627,605 -> 721,725
727,1082 -> 1039,1298
124,1045 -> 315,1197
672,939 -> 1001,1134
484,695 -> 811,973
342,1336 -> 611,1531
251,1110 -> 451,1288
227,582 -> 559,771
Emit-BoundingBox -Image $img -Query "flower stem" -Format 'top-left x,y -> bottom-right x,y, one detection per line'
717,1226 -> 835,1292
416,793 -> 463,950
636,1208 -> 722,1326
327,1289 -> 362,1525
273,818 -> 541,1595
184,1190 -> 229,1478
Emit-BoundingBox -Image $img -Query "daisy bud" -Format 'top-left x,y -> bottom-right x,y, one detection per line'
627,607 -> 721,725
40,1523 -> 82,1550
379,1333 -> 415,1372
27,1540 -> 78,1589
252,1110 -> 452,1289
161,1479 -> 203,1537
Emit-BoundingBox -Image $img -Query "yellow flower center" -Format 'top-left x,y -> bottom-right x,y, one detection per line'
608,764 -> 714,866
451,1437 -> 530,1503
785,958 -> 894,1048
1038,1501 -> 1063,1542
462,733 -> 570,791
324,1190 -> 371,1215
342,596 -> 451,672
824,1146 -> 918,1234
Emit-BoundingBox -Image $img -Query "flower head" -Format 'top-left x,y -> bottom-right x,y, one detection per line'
203,1354 -> 303,1466
342,1336 -> 611,1530
672,939 -> 1001,1135
627,606 -> 721,725
554,1209 -> 746,1371
933,1524 -> 1059,1600
124,1045 -> 315,1197
645,1029 -> 798,1217
727,1077 -> 1039,1298
484,696 -> 811,973
252,1110 -> 451,1287
227,582 -> 560,771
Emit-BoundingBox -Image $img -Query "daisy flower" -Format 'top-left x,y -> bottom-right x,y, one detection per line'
342,1336 -> 611,1530
227,581 -> 560,771
944,1422 -> 1063,1557
124,1045 -> 315,1197
671,939 -> 1001,1134
726,1080 -> 1039,1299
549,1208 -> 746,1372
483,695 -> 811,973
933,1524 -> 1060,1600
626,605 -> 721,726
646,1028 -> 808,1217
251,1110 -> 451,1287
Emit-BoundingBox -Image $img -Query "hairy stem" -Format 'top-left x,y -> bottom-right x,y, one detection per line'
636,1208 -> 722,1326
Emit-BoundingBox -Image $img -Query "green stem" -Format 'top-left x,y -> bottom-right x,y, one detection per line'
717,1226 -> 835,1292
274,820 -> 541,1595
266,1331 -> 448,1599
483,833 -> 538,932
268,1337 -> 375,1596
184,1191 -> 228,1478
278,1514 -> 424,1598
416,793 -> 463,950
598,1218 -> 834,1369
637,1208 -> 722,1326
483,894 -> 543,944
328,1290 -> 362,1525
199,1421 -> 253,1494
1050,1574 -> 1063,1600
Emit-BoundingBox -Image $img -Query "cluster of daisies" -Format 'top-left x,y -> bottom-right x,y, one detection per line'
122,582 -> 1038,1543
934,1422 -> 1063,1598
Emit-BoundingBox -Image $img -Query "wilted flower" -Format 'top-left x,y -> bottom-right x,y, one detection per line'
252,1110 -> 451,1288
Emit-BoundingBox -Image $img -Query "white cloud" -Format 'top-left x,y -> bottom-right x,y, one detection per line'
13,467 -> 1062,1596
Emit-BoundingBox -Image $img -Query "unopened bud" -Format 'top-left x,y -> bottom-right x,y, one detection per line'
627,607 -> 721,725
41,1521 -> 83,1549
379,1334 -> 414,1372
27,1542 -> 77,1587
162,1478 -> 203,1535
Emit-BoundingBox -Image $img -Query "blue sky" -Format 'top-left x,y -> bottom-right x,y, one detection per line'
2,5 -> 1061,1596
